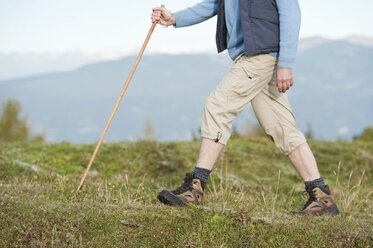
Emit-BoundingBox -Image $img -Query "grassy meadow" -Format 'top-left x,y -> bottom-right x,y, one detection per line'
0,138 -> 372,247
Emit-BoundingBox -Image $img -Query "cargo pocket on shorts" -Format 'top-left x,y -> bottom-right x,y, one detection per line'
231,66 -> 260,96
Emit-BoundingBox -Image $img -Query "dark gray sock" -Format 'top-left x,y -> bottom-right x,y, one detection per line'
192,167 -> 211,186
305,177 -> 326,191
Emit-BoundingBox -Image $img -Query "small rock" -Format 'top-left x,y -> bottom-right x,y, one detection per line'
120,220 -> 140,228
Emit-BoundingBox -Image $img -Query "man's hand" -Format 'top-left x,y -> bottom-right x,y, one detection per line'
276,67 -> 294,93
151,6 -> 176,26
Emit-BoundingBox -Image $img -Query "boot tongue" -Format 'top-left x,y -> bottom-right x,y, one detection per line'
306,185 -> 317,196
184,173 -> 195,183
171,173 -> 195,195
182,173 -> 206,191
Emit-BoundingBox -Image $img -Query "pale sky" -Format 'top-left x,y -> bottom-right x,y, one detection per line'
1,0 -> 372,55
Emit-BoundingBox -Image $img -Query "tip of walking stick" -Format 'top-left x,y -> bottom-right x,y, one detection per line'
76,184 -> 83,194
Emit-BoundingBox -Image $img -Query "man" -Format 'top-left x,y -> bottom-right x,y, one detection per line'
151,0 -> 339,215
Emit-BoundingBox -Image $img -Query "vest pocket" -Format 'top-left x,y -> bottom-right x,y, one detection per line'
250,0 -> 279,24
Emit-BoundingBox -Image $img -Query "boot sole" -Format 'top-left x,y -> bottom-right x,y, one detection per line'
290,204 -> 340,216
157,190 -> 186,206
324,204 -> 340,215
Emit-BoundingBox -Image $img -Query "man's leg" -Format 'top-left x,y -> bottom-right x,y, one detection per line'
157,54 -> 278,206
288,143 -> 330,196
288,142 -> 320,182
251,77 -> 339,215
194,54 -> 277,187
288,143 -> 339,215
195,138 -> 224,171
189,138 -> 224,186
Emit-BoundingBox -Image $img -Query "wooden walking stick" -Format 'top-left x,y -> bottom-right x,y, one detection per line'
76,7 -> 164,193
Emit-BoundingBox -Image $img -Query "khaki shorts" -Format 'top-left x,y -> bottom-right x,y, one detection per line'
201,53 -> 306,155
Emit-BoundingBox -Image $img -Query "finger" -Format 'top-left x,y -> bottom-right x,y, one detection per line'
151,14 -> 161,21
152,9 -> 162,14
277,80 -> 283,92
286,78 -> 292,87
281,87 -> 286,93
285,80 -> 290,90
278,84 -> 284,92
276,75 -> 283,87
152,7 -> 164,12
152,13 -> 160,18
152,11 -> 162,18
151,17 -> 159,22
152,11 -> 161,17
281,82 -> 287,92
286,81 -> 291,90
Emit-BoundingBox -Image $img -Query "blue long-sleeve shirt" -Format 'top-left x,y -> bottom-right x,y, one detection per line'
174,0 -> 301,69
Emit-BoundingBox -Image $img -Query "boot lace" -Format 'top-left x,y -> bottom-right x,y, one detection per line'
302,191 -> 316,210
172,173 -> 195,195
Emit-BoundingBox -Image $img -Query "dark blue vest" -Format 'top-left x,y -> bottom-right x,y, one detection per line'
216,0 -> 280,56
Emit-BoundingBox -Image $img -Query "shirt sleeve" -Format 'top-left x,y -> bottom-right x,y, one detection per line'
276,0 -> 301,69
174,0 -> 219,28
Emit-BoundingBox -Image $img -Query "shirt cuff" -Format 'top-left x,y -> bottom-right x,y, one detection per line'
173,11 -> 188,28
277,60 -> 294,69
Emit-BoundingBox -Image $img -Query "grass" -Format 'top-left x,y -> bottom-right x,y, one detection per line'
0,138 -> 372,247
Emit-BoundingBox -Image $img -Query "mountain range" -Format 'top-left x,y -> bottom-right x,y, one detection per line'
0,37 -> 372,143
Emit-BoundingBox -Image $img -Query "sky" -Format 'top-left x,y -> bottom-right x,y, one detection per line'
1,0 -> 373,55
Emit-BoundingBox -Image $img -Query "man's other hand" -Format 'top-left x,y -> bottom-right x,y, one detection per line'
276,67 -> 294,93
151,6 -> 176,26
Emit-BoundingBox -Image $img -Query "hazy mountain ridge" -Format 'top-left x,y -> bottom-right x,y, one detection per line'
0,51 -> 126,81
292,40 -> 373,139
2,36 -> 373,82
0,38 -> 372,142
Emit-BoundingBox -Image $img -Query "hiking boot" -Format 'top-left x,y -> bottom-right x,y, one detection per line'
157,173 -> 204,206
295,185 -> 340,215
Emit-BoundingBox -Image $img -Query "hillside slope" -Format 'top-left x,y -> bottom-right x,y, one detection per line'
0,139 -> 372,247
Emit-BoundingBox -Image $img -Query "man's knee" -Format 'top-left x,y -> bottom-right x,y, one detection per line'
264,124 -> 306,155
